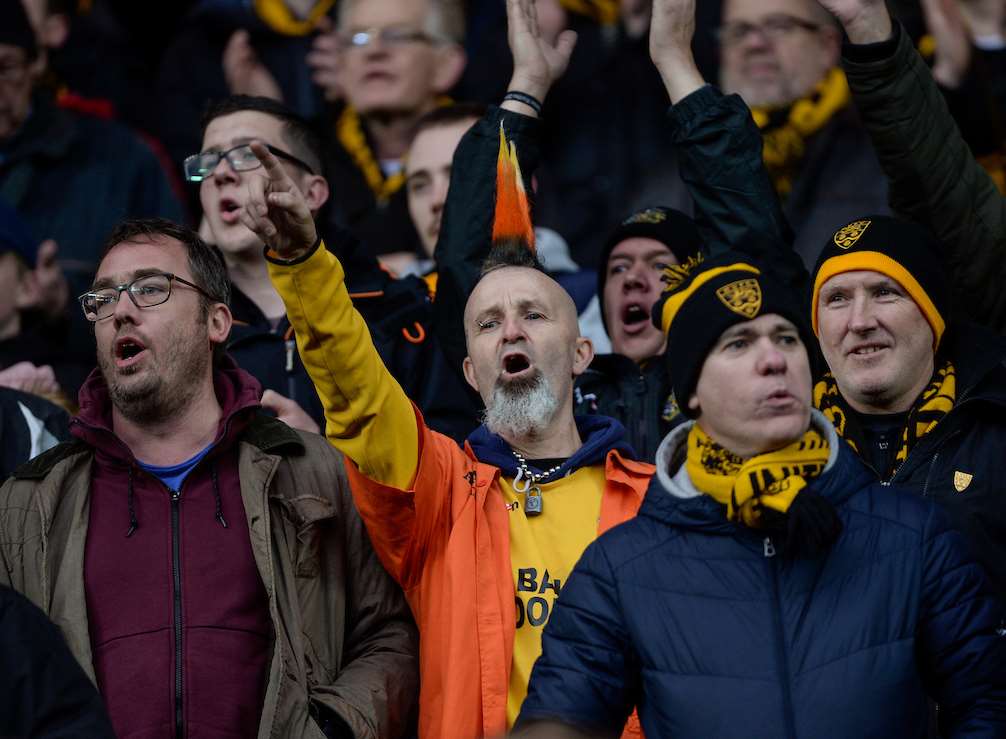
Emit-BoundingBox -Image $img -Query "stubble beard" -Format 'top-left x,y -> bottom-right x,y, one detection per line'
99,320 -> 211,425
483,370 -> 560,440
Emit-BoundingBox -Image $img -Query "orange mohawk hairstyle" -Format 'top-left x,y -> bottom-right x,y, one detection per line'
492,123 -> 535,252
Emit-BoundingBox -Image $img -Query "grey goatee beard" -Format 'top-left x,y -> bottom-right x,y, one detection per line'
483,371 -> 560,439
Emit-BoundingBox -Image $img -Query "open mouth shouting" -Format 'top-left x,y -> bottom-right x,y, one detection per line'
114,336 -> 149,370
620,303 -> 651,336
500,351 -> 534,382
219,197 -> 242,226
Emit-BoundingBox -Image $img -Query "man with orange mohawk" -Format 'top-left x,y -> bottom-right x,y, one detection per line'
248,3 -> 652,737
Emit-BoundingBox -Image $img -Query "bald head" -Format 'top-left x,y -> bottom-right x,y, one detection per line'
461,266 -> 592,412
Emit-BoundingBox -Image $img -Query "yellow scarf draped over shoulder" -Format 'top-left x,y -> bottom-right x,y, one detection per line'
751,67 -> 851,198
686,425 -> 830,528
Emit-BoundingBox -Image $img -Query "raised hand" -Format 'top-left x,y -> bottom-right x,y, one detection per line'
223,30 -> 284,101
306,18 -> 344,103
649,0 -> 704,103
921,0 -> 973,88
238,141 -> 318,260
812,0 -> 893,43
506,0 -> 578,104
0,362 -> 61,396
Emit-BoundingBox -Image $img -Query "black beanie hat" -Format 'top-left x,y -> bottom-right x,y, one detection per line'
0,1 -> 37,59
811,216 -> 951,350
597,207 -> 704,329
652,252 -> 814,417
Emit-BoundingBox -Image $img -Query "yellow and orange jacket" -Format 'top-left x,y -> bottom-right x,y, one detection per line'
268,243 -> 653,738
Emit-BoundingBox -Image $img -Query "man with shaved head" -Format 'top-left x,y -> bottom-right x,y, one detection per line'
256,5 -> 653,737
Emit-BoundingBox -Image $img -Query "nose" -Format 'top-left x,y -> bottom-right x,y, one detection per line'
756,339 -> 787,375
430,175 -> 450,214
847,293 -> 878,333
211,154 -> 239,185
622,263 -> 650,292
500,314 -> 527,344
111,290 -> 140,327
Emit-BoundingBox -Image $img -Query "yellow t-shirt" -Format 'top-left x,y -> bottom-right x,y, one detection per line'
501,465 -> 606,726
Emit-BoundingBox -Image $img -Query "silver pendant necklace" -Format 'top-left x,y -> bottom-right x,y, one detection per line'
511,450 -> 563,517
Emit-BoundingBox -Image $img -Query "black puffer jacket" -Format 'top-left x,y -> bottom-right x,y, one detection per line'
0,584 -> 115,737
670,83 -> 1006,598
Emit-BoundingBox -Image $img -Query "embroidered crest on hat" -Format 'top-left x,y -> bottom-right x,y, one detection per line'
716,278 -> 762,318
624,208 -> 668,226
833,219 -> 872,249
953,470 -> 973,493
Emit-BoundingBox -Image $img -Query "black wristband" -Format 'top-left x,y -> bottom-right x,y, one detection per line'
503,91 -> 543,115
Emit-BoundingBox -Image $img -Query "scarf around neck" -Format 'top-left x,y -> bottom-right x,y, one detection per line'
685,424 -> 830,528
751,67 -> 851,198
813,359 -> 956,476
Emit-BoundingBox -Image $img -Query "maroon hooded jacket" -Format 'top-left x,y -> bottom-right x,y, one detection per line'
72,361 -> 272,739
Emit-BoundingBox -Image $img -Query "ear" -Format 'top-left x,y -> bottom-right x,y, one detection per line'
687,393 -> 700,414
572,336 -> 594,377
300,175 -> 330,213
431,44 -> 467,94
462,355 -> 481,394
206,302 -> 233,348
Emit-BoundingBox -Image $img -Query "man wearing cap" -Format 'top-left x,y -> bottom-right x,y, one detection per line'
513,250 -> 1006,738
643,0 -> 1006,598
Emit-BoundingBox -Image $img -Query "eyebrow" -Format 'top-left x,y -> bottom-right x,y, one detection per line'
90,267 -> 168,291
203,136 -> 256,154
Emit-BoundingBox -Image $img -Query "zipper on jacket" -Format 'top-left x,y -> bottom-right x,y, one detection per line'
635,371 -> 648,458
170,488 -> 184,739
766,552 -> 797,739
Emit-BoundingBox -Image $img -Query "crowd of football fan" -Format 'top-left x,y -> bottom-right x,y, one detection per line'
0,0 -> 1004,736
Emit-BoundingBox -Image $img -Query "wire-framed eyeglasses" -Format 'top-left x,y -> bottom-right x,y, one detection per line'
183,143 -> 315,183
78,272 -> 216,322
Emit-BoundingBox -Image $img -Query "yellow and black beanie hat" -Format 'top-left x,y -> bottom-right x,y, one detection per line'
811,216 -> 951,350
652,251 -> 813,417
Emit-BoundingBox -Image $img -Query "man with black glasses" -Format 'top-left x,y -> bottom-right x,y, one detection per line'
0,217 -> 418,739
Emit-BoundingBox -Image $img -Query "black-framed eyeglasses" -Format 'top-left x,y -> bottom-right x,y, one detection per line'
342,26 -> 436,49
715,14 -> 821,46
78,272 -> 216,322
183,143 -> 316,183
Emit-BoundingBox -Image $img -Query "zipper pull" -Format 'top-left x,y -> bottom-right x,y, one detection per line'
285,339 -> 296,373
170,489 -> 181,502
763,537 -> 776,558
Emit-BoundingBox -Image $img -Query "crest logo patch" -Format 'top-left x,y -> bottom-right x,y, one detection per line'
716,278 -> 762,319
833,220 -> 872,249
625,208 -> 667,225
953,471 -> 973,493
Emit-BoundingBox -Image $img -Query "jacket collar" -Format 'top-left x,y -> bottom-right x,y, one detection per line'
1,91 -> 76,165
70,356 -> 265,464
644,409 -> 867,533
466,413 -> 637,479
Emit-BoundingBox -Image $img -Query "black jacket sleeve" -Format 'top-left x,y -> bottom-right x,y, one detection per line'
843,23 -> 1006,333
666,85 -> 808,294
432,105 -> 542,373
0,585 -> 116,738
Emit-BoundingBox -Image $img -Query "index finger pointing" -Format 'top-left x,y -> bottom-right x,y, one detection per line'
249,140 -> 293,185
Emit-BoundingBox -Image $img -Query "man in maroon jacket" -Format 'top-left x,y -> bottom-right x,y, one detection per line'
0,217 -> 418,738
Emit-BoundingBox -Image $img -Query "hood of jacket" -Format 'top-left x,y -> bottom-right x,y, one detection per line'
70,356 -> 263,465
643,409 -> 867,535
466,413 -> 637,479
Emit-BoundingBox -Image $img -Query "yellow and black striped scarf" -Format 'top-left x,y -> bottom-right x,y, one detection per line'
813,360 -> 956,472
751,67 -> 851,198
686,425 -> 830,528
335,105 -> 408,204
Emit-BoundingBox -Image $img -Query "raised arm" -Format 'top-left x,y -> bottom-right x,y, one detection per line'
433,0 -> 575,372
649,0 -> 804,289
817,0 -> 1006,331
246,142 -> 418,490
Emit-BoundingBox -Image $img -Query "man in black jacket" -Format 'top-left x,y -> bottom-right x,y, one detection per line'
652,0 -> 1006,597
0,585 -> 115,737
